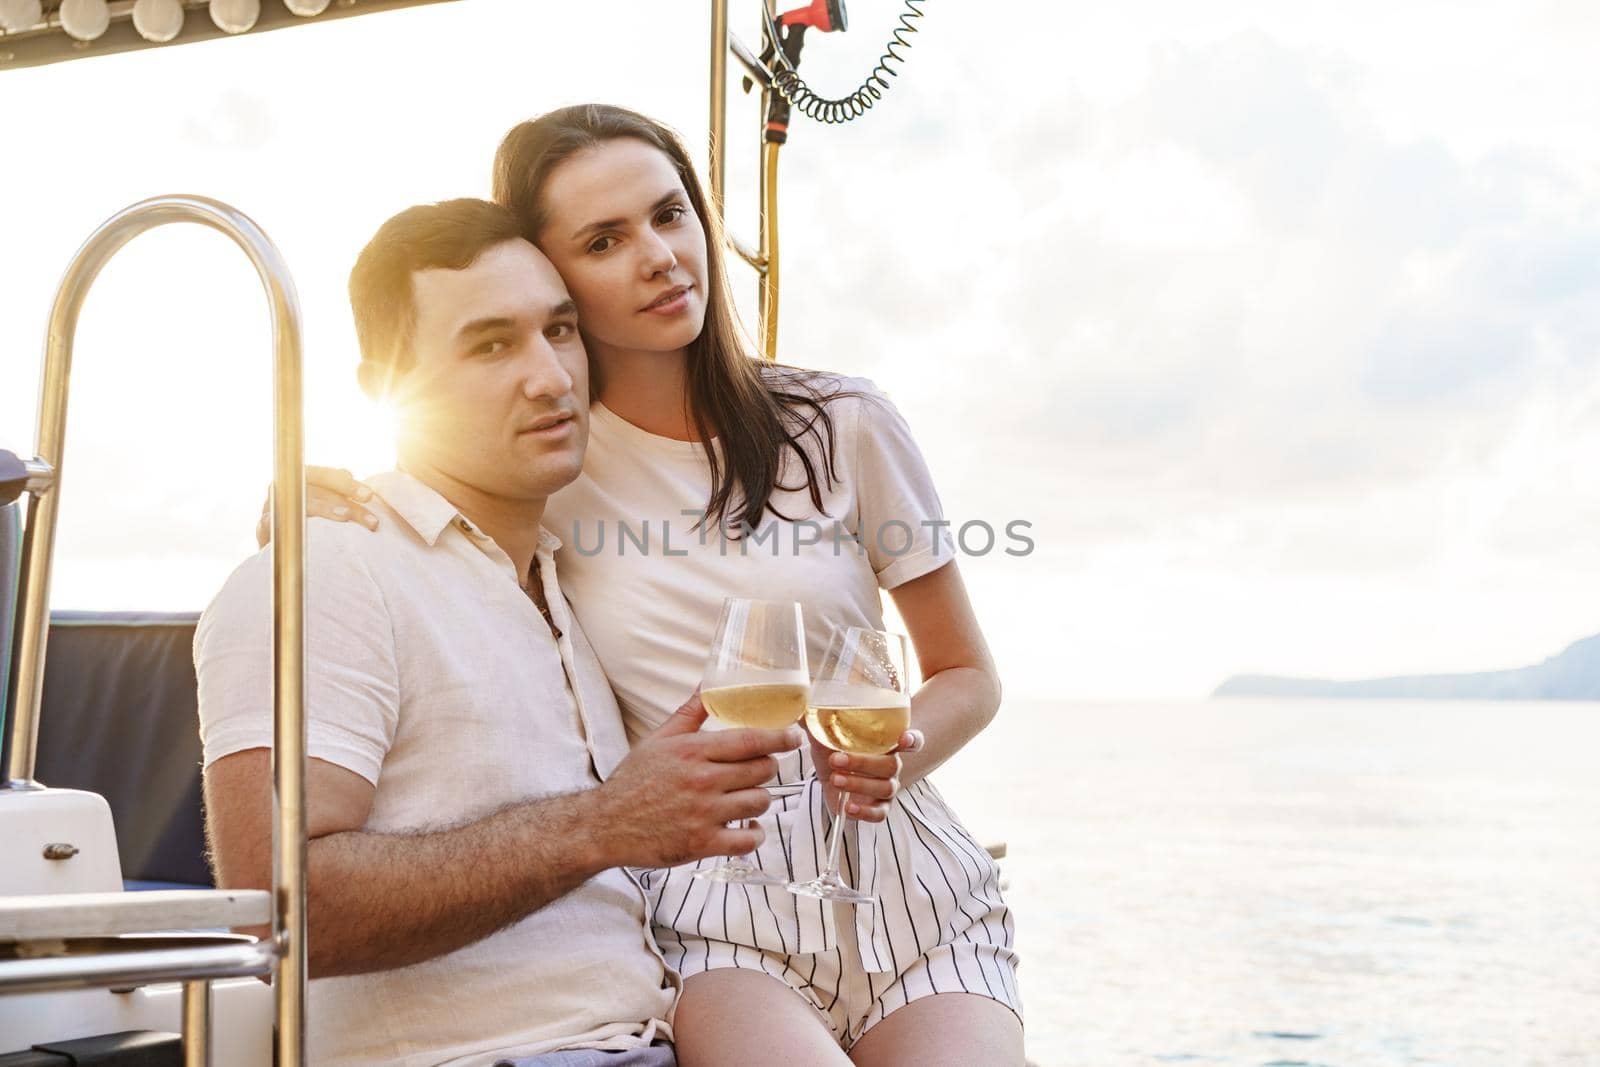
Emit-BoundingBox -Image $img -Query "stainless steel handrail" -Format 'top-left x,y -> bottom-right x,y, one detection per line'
0,939 -> 277,996
0,195 -> 307,1066
183,977 -> 213,1067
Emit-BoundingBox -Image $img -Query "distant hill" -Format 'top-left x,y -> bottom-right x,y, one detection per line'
1214,632 -> 1600,701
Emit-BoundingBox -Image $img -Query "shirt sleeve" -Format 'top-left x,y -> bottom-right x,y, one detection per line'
194,528 -> 400,786
849,380 -> 958,590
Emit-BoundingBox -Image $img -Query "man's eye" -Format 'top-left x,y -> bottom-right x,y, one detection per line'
546,323 -> 577,341
587,235 -> 616,254
473,339 -> 511,356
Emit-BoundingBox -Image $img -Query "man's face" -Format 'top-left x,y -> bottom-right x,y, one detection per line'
393,238 -> 588,502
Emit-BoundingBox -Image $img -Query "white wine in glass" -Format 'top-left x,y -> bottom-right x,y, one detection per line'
702,680 -> 810,729
805,686 -> 912,756
789,627 -> 911,906
695,597 -> 809,885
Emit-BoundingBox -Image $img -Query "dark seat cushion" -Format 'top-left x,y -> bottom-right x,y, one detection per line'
34,612 -> 212,887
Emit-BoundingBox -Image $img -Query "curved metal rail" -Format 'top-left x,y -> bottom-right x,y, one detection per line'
0,195 -> 307,1065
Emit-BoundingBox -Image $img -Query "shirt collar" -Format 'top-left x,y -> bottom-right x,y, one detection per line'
364,469 -> 564,556
535,526 -> 563,556
366,469 -> 460,546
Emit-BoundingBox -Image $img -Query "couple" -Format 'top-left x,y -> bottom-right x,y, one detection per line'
196,104 -> 1021,1067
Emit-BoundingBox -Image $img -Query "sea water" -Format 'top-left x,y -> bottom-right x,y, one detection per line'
932,698 -> 1600,1067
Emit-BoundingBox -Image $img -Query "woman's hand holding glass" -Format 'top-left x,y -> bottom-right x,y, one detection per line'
810,725 -> 922,823
789,627 -> 913,906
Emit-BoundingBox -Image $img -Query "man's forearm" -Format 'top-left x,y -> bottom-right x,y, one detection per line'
304,788 -> 616,978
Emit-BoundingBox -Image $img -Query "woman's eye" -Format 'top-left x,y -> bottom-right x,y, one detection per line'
587,235 -> 616,254
657,205 -> 687,225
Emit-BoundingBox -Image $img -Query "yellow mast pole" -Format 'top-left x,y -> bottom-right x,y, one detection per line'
760,140 -> 780,359
708,0 -> 729,216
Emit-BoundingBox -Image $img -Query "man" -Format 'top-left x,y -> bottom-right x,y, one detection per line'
196,198 -> 800,1067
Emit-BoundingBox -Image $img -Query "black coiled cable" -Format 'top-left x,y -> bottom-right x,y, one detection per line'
761,0 -> 925,125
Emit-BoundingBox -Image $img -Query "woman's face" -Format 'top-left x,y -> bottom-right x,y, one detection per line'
535,137 -> 709,359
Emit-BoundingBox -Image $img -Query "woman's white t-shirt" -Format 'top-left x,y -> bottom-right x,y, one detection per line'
542,375 -> 956,736
542,374 -> 1015,990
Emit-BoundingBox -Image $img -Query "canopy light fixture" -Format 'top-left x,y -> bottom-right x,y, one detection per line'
132,0 -> 184,43
209,0 -> 259,35
59,0 -> 109,41
0,0 -> 42,35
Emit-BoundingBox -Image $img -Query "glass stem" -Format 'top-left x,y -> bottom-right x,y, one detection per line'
823,792 -> 851,879
729,819 -> 756,870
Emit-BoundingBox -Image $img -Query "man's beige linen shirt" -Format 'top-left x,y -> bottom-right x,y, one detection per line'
195,470 -> 676,1067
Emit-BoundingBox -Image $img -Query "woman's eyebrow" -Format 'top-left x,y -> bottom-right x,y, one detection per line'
570,191 -> 682,241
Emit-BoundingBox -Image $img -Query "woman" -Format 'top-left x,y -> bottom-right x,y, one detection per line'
304,104 -> 1021,1066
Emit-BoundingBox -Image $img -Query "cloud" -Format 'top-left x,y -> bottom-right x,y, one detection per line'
1140,30 -> 1346,230
965,33 -> 1591,498
1361,309 -> 1530,404
765,21 -> 1600,707
180,89 -> 276,151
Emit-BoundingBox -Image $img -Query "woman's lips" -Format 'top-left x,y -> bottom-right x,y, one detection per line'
642,284 -> 692,314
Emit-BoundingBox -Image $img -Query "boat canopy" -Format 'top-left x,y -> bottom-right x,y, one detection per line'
0,0 -> 458,72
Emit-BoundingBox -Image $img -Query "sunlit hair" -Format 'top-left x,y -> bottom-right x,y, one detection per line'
493,103 -> 859,532
348,197 -> 524,399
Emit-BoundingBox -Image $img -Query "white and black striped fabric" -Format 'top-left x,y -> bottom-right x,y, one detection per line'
637,747 -> 1022,1048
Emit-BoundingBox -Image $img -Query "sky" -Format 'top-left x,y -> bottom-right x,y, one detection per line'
2,0 -> 1598,701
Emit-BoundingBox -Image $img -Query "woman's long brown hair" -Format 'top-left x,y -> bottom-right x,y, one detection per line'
493,103 -> 860,533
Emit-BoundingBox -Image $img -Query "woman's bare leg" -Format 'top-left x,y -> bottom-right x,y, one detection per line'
672,968 -> 852,1067
847,992 -> 1025,1067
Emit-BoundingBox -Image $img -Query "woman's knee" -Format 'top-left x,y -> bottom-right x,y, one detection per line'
673,968 -> 847,1067
848,991 -> 1024,1067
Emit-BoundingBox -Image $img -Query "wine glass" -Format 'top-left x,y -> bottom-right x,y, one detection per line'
788,626 -> 911,906
695,597 -> 810,884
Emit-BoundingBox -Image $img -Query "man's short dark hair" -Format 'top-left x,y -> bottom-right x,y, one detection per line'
348,198 -> 525,397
